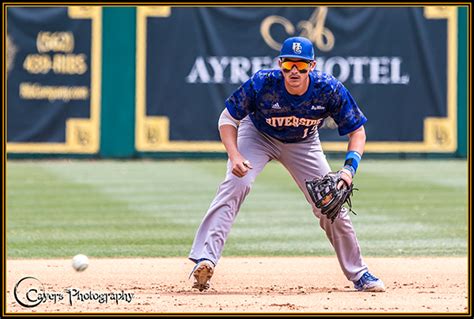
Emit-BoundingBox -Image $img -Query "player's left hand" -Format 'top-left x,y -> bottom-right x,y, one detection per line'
305,171 -> 356,223
338,168 -> 353,189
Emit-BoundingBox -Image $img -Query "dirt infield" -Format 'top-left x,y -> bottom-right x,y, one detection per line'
6,257 -> 468,314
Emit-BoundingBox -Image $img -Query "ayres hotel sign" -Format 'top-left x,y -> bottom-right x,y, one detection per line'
186,7 -> 410,85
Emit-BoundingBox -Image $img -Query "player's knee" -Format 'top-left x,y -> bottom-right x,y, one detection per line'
311,207 -> 322,219
308,199 -> 322,217
232,176 -> 254,190
226,174 -> 254,192
318,208 -> 351,230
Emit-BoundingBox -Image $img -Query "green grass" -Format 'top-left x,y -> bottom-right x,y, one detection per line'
6,159 -> 468,258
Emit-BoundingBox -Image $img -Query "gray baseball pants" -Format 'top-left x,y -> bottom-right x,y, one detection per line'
189,117 -> 368,281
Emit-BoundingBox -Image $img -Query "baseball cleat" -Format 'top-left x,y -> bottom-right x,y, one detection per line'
191,259 -> 214,292
353,271 -> 385,292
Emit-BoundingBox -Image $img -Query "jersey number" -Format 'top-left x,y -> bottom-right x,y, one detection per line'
302,128 -> 309,139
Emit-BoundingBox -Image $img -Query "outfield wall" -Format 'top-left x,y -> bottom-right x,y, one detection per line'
6,6 -> 469,158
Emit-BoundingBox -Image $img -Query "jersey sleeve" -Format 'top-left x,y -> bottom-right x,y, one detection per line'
224,73 -> 258,120
327,81 -> 367,136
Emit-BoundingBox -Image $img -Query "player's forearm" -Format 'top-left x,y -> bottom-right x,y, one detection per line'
219,125 -> 241,160
341,126 -> 366,179
346,126 -> 366,156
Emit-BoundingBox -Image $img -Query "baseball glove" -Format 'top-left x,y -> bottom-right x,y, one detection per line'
305,171 -> 356,223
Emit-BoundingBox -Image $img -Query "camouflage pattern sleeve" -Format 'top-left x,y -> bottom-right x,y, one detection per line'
327,81 -> 368,136
224,72 -> 258,120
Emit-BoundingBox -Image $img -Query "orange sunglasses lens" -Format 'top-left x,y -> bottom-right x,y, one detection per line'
281,61 -> 310,72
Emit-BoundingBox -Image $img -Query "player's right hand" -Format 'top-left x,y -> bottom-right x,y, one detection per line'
230,155 -> 253,178
338,168 -> 353,189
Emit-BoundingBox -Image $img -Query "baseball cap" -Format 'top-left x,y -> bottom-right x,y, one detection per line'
278,36 -> 315,61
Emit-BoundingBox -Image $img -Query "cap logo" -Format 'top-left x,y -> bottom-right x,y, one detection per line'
292,42 -> 302,54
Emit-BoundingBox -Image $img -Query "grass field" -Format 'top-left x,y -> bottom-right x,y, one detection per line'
6,159 -> 468,258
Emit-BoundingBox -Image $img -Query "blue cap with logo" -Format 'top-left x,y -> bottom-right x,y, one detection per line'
278,36 -> 315,61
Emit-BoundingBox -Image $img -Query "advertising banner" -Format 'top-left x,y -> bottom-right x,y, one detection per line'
7,6 -> 102,153
136,6 -> 458,152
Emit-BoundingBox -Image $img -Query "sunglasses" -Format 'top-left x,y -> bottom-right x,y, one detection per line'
281,60 -> 311,73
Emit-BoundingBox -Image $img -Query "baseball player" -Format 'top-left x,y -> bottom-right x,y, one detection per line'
189,36 -> 385,293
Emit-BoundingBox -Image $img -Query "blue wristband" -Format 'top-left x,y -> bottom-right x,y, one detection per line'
344,151 -> 362,175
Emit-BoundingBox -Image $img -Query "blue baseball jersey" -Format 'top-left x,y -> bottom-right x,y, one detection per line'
225,70 -> 367,143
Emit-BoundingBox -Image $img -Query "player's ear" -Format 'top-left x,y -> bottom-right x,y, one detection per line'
310,61 -> 317,71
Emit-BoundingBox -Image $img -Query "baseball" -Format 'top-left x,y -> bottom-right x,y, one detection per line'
72,254 -> 89,272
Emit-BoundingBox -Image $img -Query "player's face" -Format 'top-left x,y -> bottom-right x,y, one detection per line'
279,58 -> 316,90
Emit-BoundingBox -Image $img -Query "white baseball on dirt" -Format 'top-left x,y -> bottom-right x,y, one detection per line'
72,254 -> 89,272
